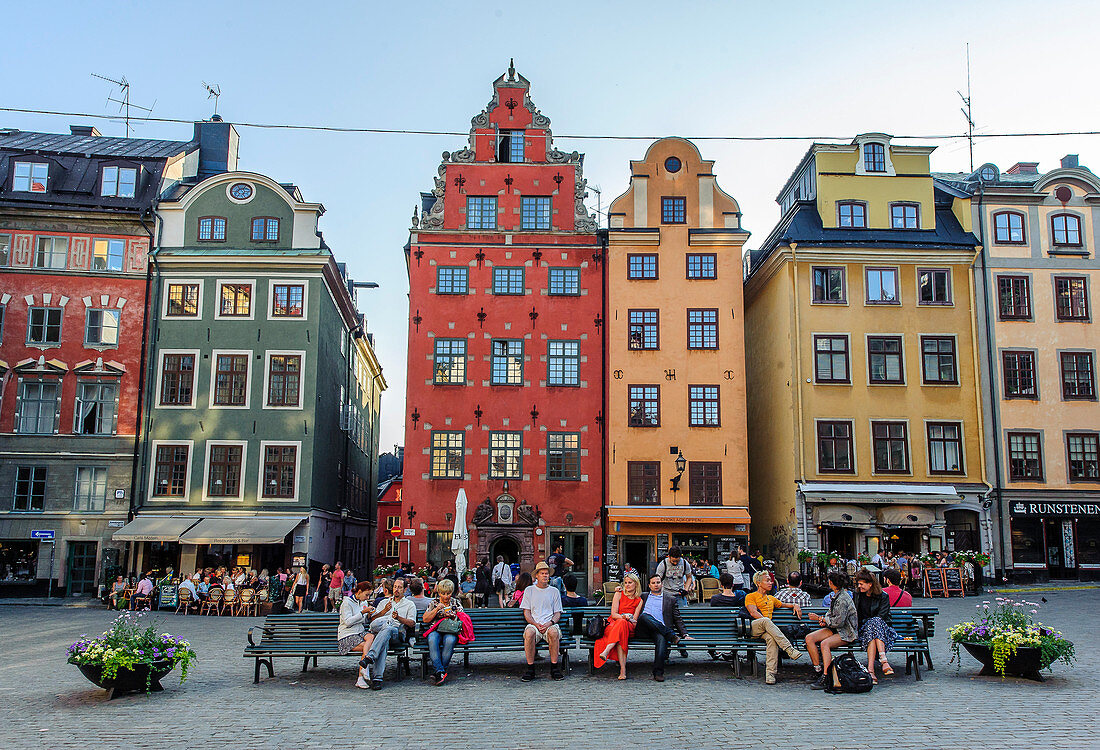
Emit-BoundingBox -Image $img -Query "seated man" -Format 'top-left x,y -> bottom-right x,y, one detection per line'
521,561 -> 564,681
882,568 -> 912,607
744,571 -> 803,685
775,571 -> 812,608
561,573 -> 588,607
636,574 -> 693,682
131,573 -> 155,611
459,571 -> 477,609
406,577 -> 432,620
361,577 -> 417,690
178,576 -> 200,611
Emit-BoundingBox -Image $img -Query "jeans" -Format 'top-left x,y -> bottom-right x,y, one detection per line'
550,576 -> 566,597
427,630 -> 458,675
637,613 -> 675,676
366,623 -> 403,682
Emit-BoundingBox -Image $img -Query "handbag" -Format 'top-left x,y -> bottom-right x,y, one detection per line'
585,616 -> 606,640
435,617 -> 462,634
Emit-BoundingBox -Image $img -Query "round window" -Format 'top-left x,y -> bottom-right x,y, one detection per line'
230,182 -> 253,200
1055,185 -> 1073,203
664,156 -> 682,173
979,166 -> 996,182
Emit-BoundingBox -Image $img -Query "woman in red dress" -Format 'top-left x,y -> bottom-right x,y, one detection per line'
593,574 -> 644,680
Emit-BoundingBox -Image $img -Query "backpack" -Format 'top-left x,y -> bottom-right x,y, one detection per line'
829,654 -> 874,694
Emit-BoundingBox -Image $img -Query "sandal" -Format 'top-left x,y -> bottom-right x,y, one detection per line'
881,662 -> 894,677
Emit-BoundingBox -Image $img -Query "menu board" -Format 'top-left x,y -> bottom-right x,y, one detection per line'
924,570 -> 947,598
158,584 -> 178,609
715,536 -> 738,565
943,567 -> 964,597
656,534 -> 670,561
605,535 -> 620,580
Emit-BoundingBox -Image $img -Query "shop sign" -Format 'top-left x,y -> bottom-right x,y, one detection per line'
107,520 -> 125,528
1010,502 -> 1100,517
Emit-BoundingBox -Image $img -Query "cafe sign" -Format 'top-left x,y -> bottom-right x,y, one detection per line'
1010,501 -> 1100,517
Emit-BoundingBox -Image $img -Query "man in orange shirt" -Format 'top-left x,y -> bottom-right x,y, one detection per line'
744,570 -> 803,684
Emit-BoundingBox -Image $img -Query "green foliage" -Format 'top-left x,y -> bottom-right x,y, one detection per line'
67,612 -> 197,691
949,597 -> 1075,677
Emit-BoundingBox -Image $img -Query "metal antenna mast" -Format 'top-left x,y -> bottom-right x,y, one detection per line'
957,43 -> 975,172
202,81 -> 222,117
91,73 -> 155,136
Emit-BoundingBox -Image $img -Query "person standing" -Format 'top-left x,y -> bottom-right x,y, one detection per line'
655,546 -> 694,657
473,557 -> 491,607
293,566 -> 309,613
547,544 -> 574,597
492,555 -> 513,608
329,562 -> 345,611
361,578 -> 417,690
738,545 -> 759,591
724,553 -> 745,593
635,574 -> 692,682
744,571 -> 803,685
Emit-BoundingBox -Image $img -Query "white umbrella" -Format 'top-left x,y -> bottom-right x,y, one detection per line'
451,488 -> 469,577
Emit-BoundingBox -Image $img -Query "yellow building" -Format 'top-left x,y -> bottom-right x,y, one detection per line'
745,134 -> 991,571
604,138 -> 751,576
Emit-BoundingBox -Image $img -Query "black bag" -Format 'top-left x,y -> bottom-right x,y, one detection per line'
780,623 -> 814,642
829,654 -> 874,693
585,616 -> 606,640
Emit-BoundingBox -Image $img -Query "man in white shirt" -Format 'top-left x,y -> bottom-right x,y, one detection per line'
492,555 -> 513,608
361,578 -> 417,690
521,561 -> 564,681
178,577 -> 199,612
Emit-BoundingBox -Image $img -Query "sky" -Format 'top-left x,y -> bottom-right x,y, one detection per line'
4,1 -> 1100,451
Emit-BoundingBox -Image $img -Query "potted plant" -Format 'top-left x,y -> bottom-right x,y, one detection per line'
949,597 -> 1075,681
797,549 -> 814,563
68,612 -> 197,699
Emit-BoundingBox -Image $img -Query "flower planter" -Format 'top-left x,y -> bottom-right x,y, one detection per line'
75,660 -> 176,699
961,642 -> 1045,682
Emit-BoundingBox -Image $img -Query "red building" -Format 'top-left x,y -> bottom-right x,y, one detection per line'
375,476 -> 406,567
405,63 -> 604,594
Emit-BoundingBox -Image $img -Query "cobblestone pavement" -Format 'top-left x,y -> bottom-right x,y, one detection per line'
0,590 -> 1096,749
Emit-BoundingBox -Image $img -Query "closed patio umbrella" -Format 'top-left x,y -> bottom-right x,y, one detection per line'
451,488 -> 469,577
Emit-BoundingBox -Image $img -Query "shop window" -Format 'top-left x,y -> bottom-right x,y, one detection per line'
0,541 -> 38,581
627,461 -> 660,505
1078,519 -> 1100,565
1011,518 -> 1044,564
427,531 -> 454,569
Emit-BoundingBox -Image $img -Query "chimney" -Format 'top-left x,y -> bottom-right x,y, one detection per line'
70,125 -> 101,137
1005,162 -> 1039,175
193,116 -> 240,179
1061,154 -> 1080,169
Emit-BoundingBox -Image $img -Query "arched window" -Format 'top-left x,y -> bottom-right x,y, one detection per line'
1051,213 -> 1082,247
993,211 -> 1026,244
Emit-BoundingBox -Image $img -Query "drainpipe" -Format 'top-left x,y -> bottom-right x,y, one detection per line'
598,227 -> 609,589
789,243 -> 809,552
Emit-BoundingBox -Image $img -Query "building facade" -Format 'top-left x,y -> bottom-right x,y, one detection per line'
604,137 -> 751,578
404,63 -> 603,593
745,134 -> 992,572
375,475 -> 405,567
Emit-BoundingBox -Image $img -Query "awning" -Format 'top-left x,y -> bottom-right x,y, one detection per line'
799,482 -> 960,504
605,506 -> 751,525
113,516 -> 201,542
812,504 -> 874,527
179,516 -> 304,545
877,505 -> 936,528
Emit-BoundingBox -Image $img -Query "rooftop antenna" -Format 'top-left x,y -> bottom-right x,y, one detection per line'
92,73 -> 155,136
957,43 -> 975,173
202,81 -> 222,117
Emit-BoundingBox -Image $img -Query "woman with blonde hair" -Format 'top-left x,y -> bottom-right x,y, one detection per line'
423,579 -> 464,685
293,565 -> 310,613
593,574 -> 644,680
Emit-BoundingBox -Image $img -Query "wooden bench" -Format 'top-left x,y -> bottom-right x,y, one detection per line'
245,613 -> 411,684
413,608 -> 574,676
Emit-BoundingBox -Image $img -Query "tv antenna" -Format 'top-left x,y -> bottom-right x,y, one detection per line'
91,73 -> 155,136
957,43 -> 975,173
202,81 -> 222,117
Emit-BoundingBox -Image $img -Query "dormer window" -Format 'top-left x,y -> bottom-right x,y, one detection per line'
1051,213 -> 1082,247
890,202 -> 920,230
251,217 -> 279,242
498,130 -> 525,163
101,166 -> 137,198
837,201 -> 867,228
864,143 -> 886,173
13,161 -> 48,192
979,166 -> 997,182
198,216 -> 226,242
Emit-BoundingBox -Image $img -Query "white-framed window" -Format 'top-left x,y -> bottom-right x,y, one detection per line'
202,440 -> 248,502
162,279 -> 203,319
263,350 -> 305,409
92,239 -> 126,271
74,466 -> 108,512
156,349 -> 199,408
100,166 -> 137,198
258,441 -> 301,501
16,379 -> 59,434
13,466 -> 46,510
74,380 -> 118,435
209,349 -> 252,409
13,161 -> 48,192
267,279 -> 308,320
35,236 -> 68,269
148,440 -> 193,501
215,279 -> 256,320
865,267 -> 899,304
84,309 -> 120,347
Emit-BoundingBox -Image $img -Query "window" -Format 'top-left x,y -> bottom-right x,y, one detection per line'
160,353 -> 195,406
251,217 -> 280,242
627,462 -> 660,505
13,161 -> 48,192
74,381 -> 117,435
811,266 -> 846,303
547,433 -> 580,480
686,253 -> 717,279
384,537 -> 400,559
101,166 -> 137,198
490,340 -> 523,385
817,421 -> 854,473
521,196 -> 552,230
27,307 -> 62,344
979,166 -> 998,182
166,283 -> 199,317
1067,434 -> 1100,481
0,233 -> 9,266
864,143 -> 886,172
628,385 -> 660,427
927,422 -> 964,474
386,515 -> 401,531
488,432 -> 521,479
1055,276 -> 1089,320
688,385 -> 720,426
628,309 -> 659,350
262,445 -> 297,498
219,283 -> 252,317
267,354 -> 302,407
689,462 -> 721,505
197,217 -> 226,241
661,197 -> 686,224
272,284 -> 304,317
548,341 -> 579,386
92,239 -> 125,271
499,130 -> 524,163
890,203 -> 919,229
433,339 -> 466,385
872,421 -> 909,473
35,237 -> 67,269
814,335 -> 850,383
1008,432 -> 1043,481
1051,214 -> 1082,246
492,267 -> 524,295
436,267 -> 468,295
998,276 -> 1031,319
84,309 -> 120,346
13,467 -> 46,511
466,197 -> 497,229
865,267 -> 899,304
548,267 -> 580,295
213,354 -> 249,406
430,432 -> 465,479
837,201 -> 867,228
627,254 -> 658,280
921,336 -> 958,384
993,212 -> 1026,244
918,268 -> 951,305
152,444 -> 189,497
1002,351 -> 1037,398
207,444 -> 243,498
868,336 -> 904,384
74,467 -> 107,512
687,309 -> 718,349
17,381 -> 58,433
1061,352 -> 1096,399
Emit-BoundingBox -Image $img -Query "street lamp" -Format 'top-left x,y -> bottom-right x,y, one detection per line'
670,450 -> 686,492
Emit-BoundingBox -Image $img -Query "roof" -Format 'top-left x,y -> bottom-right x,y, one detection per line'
0,130 -> 194,159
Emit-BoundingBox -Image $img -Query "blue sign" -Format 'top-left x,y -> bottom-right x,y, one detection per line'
31,530 -> 55,540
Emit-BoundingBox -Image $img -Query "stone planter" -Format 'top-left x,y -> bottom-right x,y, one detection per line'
74,659 -> 176,699
961,642 -> 1045,681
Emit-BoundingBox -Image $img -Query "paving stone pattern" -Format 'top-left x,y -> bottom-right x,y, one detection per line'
0,589 -> 1096,749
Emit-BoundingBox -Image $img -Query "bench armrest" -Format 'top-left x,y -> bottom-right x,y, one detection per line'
246,625 -> 273,647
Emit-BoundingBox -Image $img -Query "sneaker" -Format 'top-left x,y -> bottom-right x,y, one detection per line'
370,680 -> 383,691
550,666 -> 564,681
765,673 -> 777,685
436,672 -> 448,686
785,646 -> 802,660
811,673 -> 829,690
355,670 -> 370,689
521,666 -> 537,682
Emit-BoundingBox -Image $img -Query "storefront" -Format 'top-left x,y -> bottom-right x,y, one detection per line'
1009,499 -> 1100,582
0,516 -> 125,597
604,506 -> 751,581
113,516 -> 201,578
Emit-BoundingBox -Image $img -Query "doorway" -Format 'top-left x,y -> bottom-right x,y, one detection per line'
820,526 -> 859,560
489,536 -> 520,566
67,541 -> 98,596
549,532 -> 588,596
1044,518 -> 1076,578
621,538 -> 652,579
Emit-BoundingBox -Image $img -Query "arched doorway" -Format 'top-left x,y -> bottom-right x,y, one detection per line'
489,536 -> 520,565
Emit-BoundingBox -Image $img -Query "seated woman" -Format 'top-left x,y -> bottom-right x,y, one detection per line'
854,569 -> 898,683
338,582 -> 377,689
593,574 -> 643,680
423,579 -> 464,686
108,576 -> 127,610
507,572 -> 533,608
804,571 -> 857,691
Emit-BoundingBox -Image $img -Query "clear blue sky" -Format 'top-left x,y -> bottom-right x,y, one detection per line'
4,1 -> 1099,451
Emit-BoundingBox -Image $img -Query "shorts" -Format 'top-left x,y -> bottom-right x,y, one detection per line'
329,587 -> 343,602
494,580 -> 507,593
294,584 -> 307,597
524,623 -> 561,644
